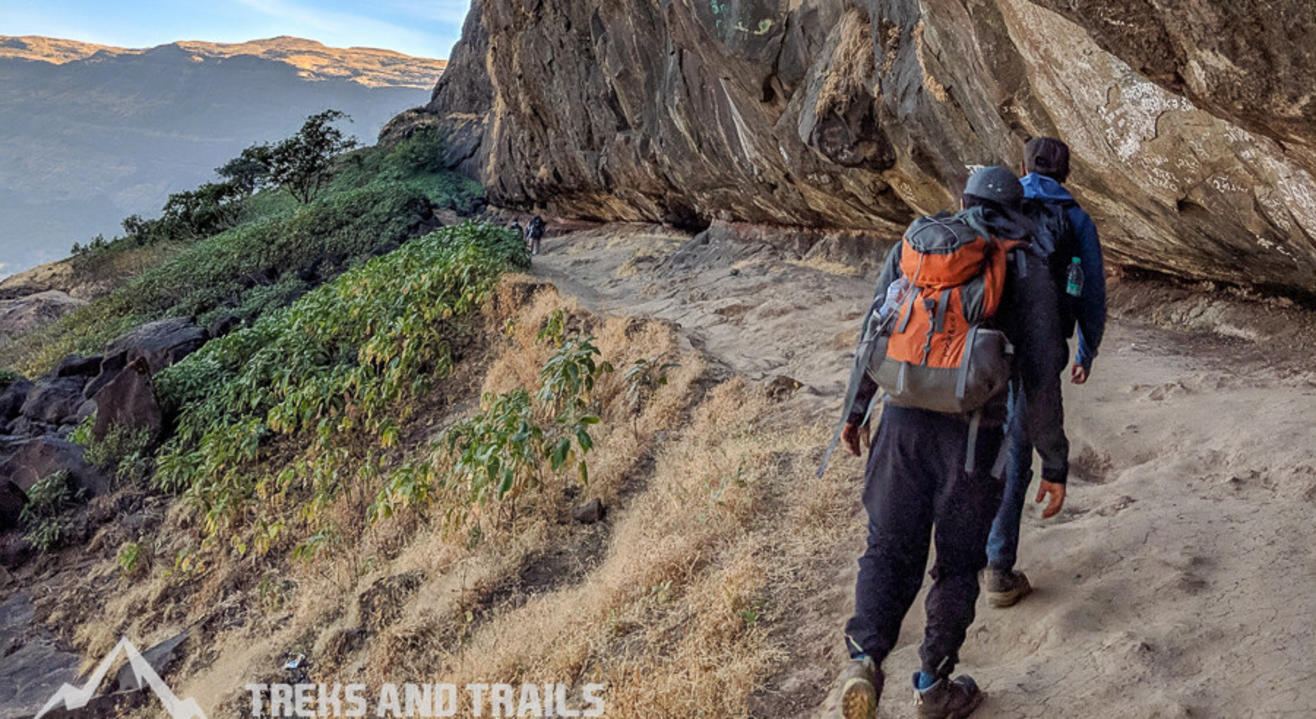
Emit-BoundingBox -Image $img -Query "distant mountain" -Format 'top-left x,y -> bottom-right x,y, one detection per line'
0,36 -> 448,277
0,35 -> 447,88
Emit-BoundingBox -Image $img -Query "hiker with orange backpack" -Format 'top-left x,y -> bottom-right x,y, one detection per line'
830,166 -> 1069,719
982,137 -> 1106,608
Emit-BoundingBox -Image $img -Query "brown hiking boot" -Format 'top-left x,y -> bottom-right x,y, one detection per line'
835,656 -> 883,719
913,674 -> 983,719
983,568 -> 1032,608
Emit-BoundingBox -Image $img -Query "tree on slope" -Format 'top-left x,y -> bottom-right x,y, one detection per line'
228,110 -> 358,205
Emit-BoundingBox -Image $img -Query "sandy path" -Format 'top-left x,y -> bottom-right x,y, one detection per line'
532,224 -> 1316,718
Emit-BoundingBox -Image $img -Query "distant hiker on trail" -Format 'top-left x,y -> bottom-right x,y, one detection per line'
829,167 -> 1070,719
526,215 -> 546,256
983,137 -> 1106,609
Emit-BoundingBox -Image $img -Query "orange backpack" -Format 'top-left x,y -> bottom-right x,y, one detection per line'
865,213 -> 1024,415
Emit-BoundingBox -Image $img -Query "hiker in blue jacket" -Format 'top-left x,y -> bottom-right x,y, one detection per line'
982,137 -> 1107,608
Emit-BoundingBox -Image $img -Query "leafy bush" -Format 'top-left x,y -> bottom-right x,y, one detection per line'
154,180 -> 249,241
624,356 -> 679,412
117,541 -> 145,577
428,389 -> 543,512
153,222 -> 527,542
73,177 -> 250,259
235,275 -> 311,317
60,114 -> 472,277
0,369 -> 21,390
68,414 -> 94,447
128,181 -> 431,318
536,335 -> 612,482
84,425 -> 155,487
381,127 -> 446,177
372,331 -> 613,529
16,181 -> 435,376
331,128 -> 480,208
20,471 -> 79,552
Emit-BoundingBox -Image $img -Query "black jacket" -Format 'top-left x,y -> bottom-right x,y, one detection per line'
844,207 -> 1070,483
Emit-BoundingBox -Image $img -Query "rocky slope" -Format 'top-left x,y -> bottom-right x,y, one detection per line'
420,0 -> 1316,296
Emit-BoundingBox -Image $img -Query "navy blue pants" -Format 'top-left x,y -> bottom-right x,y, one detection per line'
844,405 -> 1005,677
987,389 -> 1032,571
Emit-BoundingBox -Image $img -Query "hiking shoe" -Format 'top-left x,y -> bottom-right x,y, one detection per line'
983,568 -> 1032,608
836,656 -> 883,719
913,674 -> 984,719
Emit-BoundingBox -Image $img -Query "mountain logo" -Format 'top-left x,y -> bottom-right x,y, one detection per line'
35,636 -> 206,718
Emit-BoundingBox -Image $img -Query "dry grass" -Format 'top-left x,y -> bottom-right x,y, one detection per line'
913,20 -> 951,103
816,8 -> 876,116
79,242 -> 185,292
35,275 -> 861,718
404,378 -> 783,715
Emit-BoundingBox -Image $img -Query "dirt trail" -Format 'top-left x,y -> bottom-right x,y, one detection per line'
533,224 -> 1316,718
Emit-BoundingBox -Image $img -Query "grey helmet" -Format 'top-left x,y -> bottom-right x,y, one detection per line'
963,166 -> 1023,209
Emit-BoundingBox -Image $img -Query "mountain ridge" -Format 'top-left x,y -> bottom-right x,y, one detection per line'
0,34 -> 447,89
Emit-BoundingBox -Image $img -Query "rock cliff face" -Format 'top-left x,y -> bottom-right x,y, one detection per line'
421,0 -> 1316,295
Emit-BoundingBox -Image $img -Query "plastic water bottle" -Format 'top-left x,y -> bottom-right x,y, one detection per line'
878,277 -> 912,320
1065,257 -> 1083,297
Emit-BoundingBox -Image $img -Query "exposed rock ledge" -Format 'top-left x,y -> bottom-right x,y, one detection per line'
413,0 -> 1316,297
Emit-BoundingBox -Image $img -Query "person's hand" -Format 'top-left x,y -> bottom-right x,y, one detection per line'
841,422 -> 864,457
1035,480 -> 1066,518
1070,363 -> 1090,384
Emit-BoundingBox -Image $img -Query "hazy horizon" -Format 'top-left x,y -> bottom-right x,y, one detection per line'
0,33 -> 448,58
0,0 -> 471,60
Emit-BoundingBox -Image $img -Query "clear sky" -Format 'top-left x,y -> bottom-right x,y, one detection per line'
0,0 -> 471,59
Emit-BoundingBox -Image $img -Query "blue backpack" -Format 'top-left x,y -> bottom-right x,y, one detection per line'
1022,198 -> 1077,327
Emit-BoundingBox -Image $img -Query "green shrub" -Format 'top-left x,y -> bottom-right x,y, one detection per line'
434,389 -> 542,507
54,117 -> 479,307
624,356 -> 679,412
331,128 -> 481,208
117,541 -> 145,577
235,275 -> 310,318
196,274 -> 311,332
15,181 -> 434,375
128,181 -> 432,319
68,414 -> 94,447
0,369 -> 21,390
371,331 -> 613,529
153,222 -> 527,542
84,425 -> 155,487
72,178 -> 249,262
20,471 -> 79,552
382,128 -> 446,177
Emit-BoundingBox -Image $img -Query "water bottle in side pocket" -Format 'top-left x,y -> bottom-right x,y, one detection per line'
1065,256 -> 1083,297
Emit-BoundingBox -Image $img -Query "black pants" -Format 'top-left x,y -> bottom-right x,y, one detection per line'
844,404 -> 1004,677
